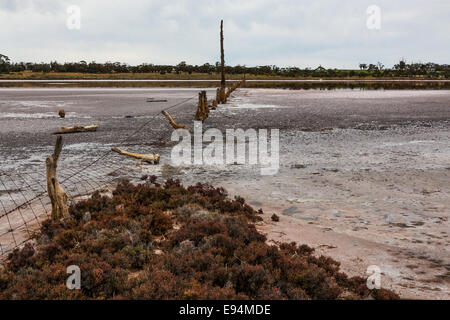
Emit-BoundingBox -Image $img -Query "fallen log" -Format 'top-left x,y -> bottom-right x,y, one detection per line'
161,110 -> 187,129
54,124 -> 98,134
46,136 -> 69,220
111,147 -> 160,164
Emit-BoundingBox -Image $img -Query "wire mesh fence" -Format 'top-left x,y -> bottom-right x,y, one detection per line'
0,96 -> 196,259
0,149 -> 141,258
0,170 -> 51,257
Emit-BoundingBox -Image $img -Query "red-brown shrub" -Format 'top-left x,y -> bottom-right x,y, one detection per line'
0,179 -> 399,300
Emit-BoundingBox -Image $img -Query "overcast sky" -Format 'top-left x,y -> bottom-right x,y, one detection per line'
0,0 -> 449,68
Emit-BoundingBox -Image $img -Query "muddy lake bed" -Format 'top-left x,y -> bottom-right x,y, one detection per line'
0,87 -> 449,299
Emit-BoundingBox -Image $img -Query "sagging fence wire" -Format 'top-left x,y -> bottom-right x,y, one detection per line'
0,96 -> 195,259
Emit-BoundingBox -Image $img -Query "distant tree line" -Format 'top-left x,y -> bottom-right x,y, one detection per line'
0,54 -> 10,73
0,55 -> 449,78
357,59 -> 449,78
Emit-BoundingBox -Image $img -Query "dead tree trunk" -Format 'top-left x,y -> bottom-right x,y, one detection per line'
46,136 -> 69,220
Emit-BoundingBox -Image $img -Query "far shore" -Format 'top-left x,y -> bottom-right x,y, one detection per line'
0,71 -> 449,81
1,76 -> 449,90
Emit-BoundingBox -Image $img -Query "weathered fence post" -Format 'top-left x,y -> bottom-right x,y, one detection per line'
195,91 -> 209,121
46,136 -> 69,220
202,91 -> 209,118
211,99 -> 218,110
214,88 -> 221,107
219,20 -> 227,104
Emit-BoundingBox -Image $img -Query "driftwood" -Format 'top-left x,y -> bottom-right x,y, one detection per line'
46,136 -> 69,220
111,147 -> 160,164
195,91 -> 209,121
54,124 -> 98,134
147,98 -> 168,103
161,110 -> 187,129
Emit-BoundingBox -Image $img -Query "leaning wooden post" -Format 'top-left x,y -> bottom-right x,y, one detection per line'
46,136 -> 69,220
161,110 -> 187,129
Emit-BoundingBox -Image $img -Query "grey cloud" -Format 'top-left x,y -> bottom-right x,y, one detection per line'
0,0 -> 448,68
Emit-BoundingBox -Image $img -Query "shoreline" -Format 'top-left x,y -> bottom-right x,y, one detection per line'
1,79 -> 450,82
255,207 -> 449,300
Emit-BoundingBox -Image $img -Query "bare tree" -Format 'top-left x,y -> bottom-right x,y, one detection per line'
0,53 -> 10,73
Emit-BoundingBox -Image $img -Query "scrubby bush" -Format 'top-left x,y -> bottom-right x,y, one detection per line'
0,178 -> 399,300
